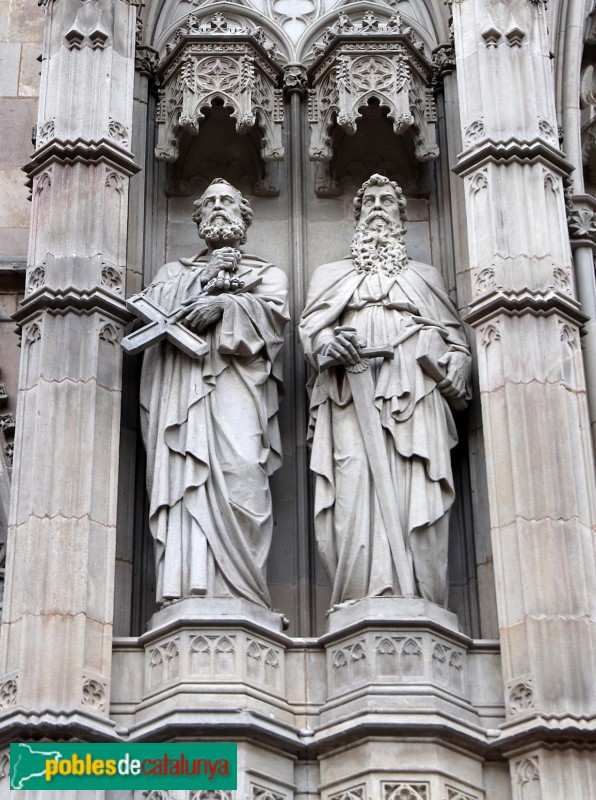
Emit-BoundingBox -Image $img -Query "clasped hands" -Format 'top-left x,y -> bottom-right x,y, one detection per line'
175,247 -> 241,333
323,326 -> 470,401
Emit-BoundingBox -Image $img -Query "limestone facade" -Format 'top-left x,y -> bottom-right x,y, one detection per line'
0,0 -> 595,797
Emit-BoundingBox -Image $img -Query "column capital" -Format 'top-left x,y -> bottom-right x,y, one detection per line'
567,194 -> 596,251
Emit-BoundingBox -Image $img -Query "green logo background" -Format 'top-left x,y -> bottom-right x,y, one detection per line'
10,742 -> 237,790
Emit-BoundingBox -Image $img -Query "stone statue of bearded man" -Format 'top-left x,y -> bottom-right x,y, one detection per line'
299,174 -> 471,608
140,179 -> 289,607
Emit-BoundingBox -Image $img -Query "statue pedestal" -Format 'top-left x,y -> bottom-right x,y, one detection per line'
147,596 -> 286,635
324,596 -> 461,636
110,595 -> 502,800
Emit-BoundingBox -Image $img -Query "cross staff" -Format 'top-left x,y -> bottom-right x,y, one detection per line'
121,272 -> 264,359
121,293 -> 209,360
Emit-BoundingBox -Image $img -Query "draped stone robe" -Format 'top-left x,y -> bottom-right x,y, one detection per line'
140,252 -> 289,607
299,259 -> 471,607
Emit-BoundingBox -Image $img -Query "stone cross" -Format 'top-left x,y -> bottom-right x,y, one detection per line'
121,293 -> 209,359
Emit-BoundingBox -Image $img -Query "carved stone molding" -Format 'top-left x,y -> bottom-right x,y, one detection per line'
307,12 -> 438,164
329,785 -> 366,800
0,676 -> 17,709
64,1 -> 110,51
155,12 -> 284,164
453,138 -> 573,176
513,755 -> 540,791
98,321 -> 121,345
567,194 -> 596,249
100,264 -> 124,294
382,783 -> 429,800
465,287 -> 588,327
26,264 -> 46,296
81,676 -> 107,712
506,676 -> 535,716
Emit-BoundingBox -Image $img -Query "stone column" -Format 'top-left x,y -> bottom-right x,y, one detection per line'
452,0 -> 596,794
0,0 -> 138,735
567,195 -> 596,448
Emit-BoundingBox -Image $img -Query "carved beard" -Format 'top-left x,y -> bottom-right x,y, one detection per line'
351,211 -> 409,276
198,211 -> 247,246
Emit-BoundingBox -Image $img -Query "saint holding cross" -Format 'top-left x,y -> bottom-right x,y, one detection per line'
135,180 -> 289,607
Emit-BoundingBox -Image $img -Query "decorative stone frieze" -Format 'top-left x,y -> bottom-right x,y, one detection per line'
326,625 -> 467,700
382,784 -> 428,800
307,11 -> 438,164
155,12 -> 284,164
143,627 -> 285,697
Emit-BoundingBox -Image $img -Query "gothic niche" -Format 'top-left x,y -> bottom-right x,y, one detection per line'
155,12 -> 284,196
306,11 -> 438,197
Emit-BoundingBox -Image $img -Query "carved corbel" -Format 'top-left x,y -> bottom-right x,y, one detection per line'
155,13 -> 284,166
306,11 -> 439,174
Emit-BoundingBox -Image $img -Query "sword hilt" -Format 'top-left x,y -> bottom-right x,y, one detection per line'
319,344 -> 394,371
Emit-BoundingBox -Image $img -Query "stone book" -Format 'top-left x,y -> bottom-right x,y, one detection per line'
415,327 -> 467,410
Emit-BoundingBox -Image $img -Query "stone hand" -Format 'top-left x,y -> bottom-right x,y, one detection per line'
437,350 -> 471,399
204,274 -> 245,295
177,295 -> 225,332
323,326 -> 368,366
201,247 -> 241,285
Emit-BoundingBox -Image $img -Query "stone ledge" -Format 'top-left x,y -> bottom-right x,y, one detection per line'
321,596 -> 463,641
453,137 -> 573,177
0,256 -> 26,274
13,286 -> 131,324
464,288 -> 588,327
143,596 -> 288,641
0,708 -> 120,746
24,138 -> 141,183
493,713 -> 596,758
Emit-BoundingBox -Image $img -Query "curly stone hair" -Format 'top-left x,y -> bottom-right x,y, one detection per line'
353,174 -> 407,223
192,178 -> 254,228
